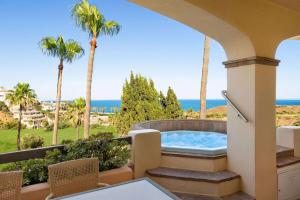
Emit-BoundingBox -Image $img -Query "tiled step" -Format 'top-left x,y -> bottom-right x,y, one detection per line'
147,167 -> 240,197
161,151 -> 227,172
276,145 -> 294,158
277,155 -> 300,168
174,192 -> 255,200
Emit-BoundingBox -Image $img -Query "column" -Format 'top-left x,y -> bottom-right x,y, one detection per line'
223,56 -> 280,199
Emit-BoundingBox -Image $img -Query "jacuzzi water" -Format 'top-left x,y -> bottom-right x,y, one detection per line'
161,130 -> 227,155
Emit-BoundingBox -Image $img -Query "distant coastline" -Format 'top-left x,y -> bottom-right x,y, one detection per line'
42,99 -> 300,113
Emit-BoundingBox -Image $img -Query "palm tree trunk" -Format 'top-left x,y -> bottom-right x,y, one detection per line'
84,37 -> 97,139
17,105 -> 22,150
200,36 -> 210,119
52,59 -> 64,145
76,121 -> 80,140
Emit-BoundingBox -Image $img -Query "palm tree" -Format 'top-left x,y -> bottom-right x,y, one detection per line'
72,0 -> 120,138
39,36 -> 84,145
66,98 -> 86,140
200,36 -> 210,119
6,83 -> 37,150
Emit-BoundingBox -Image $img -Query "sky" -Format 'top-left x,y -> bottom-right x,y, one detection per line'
0,0 -> 299,100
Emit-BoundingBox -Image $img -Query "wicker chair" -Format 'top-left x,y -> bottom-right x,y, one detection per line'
0,171 -> 23,200
46,158 -> 108,200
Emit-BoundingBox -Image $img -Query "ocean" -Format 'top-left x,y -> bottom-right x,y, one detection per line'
90,99 -> 300,113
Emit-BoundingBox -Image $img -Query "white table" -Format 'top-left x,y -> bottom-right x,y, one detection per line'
54,178 -> 180,200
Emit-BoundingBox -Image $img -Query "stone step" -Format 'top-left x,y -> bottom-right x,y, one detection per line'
147,167 -> 240,197
277,155 -> 300,168
161,151 -> 227,172
276,145 -> 294,158
174,192 -> 255,200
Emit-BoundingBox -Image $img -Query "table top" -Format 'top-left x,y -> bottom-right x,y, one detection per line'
54,178 -> 180,200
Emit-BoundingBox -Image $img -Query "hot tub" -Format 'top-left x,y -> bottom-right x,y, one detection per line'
161,130 -> 227,156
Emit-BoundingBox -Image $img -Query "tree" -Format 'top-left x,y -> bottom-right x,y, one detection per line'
100,107 -> 106,114
5,83 -> 37,150
39,36 -> 84,145
200,36 -> 210,119
72,0 -> 121,139
159,91 -> 167,109
114,72 -> 163,135
164,87 -> 183,119
0,101 -> 10,113
66,98 -> 86,140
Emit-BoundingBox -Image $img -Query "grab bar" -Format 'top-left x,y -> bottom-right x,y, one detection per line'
221,90 -> 248,123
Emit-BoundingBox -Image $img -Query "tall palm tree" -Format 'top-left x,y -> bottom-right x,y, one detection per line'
200,36 -> 210,119
6,83 -> 37,150
39,36 -> 84,145
72,0 -> 120,138
66,98 -> 86,140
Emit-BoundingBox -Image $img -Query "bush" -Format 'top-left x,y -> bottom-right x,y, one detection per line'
41,120 -> 48,128
64,135 -> 130,171
21,134 -> 44,149
44,123 -> 53,132
2,159 -> 48,186
61,139 -> 74,145
0,120 -> 18,130
89,132 -> 114,140
44,149 -> 64,164
58,121 -> 70,129
0,101 -> 10,113
293,121 -> 300,126
2,135 -> 130,186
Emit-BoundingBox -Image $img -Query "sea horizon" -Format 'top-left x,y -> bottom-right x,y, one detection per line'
41,99 -> 300,112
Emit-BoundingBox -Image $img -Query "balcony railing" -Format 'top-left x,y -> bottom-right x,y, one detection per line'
0,136 -> 132,164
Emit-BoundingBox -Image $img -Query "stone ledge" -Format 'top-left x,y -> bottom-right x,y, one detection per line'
223,56 -> 280,68
147,167 -> 240,184
132,119 -> 227,134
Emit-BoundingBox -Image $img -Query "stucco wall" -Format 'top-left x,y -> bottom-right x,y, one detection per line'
132,119 -> 227,134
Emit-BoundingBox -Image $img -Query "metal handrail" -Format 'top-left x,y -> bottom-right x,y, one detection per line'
221,90 -> 249,123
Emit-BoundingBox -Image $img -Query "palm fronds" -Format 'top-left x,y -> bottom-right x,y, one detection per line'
39,36 -> 84,63
72,0 -> 121,38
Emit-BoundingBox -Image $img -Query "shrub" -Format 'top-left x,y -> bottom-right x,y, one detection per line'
2,159 -> 48,186
64,136 -> 130,171
293,121 -> 300,126
58,121 -> 70,129
0,101 -> 10,113
21,134 -> 44,149
41,120 -> 48,128
44,148 -> 64,164
61,139 -> 74,145
0,120 -> 18,130
44,123 -> 53,132
89,132 -> 114,140
2,135 -> 130,186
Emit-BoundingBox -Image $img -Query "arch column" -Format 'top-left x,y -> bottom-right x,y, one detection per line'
223,56 -> 280,199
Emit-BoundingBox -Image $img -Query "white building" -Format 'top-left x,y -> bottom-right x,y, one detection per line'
0,86 -> 9,103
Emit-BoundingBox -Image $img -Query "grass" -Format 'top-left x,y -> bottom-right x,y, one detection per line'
0,126 -> 116,153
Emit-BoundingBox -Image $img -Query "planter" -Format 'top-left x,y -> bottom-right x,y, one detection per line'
20,166 -> 133,200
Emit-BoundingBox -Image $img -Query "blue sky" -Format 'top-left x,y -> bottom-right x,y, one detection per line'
0,0 -> 299,100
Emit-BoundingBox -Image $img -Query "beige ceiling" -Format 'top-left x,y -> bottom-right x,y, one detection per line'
270,0 -> 300,13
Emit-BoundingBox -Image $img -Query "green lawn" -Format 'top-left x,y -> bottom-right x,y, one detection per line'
0,126 -> 117,153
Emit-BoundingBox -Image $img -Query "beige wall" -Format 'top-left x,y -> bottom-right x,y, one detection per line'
129,129 -> 161,179
227,64 -> 277,199
277,126 -> 300,157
